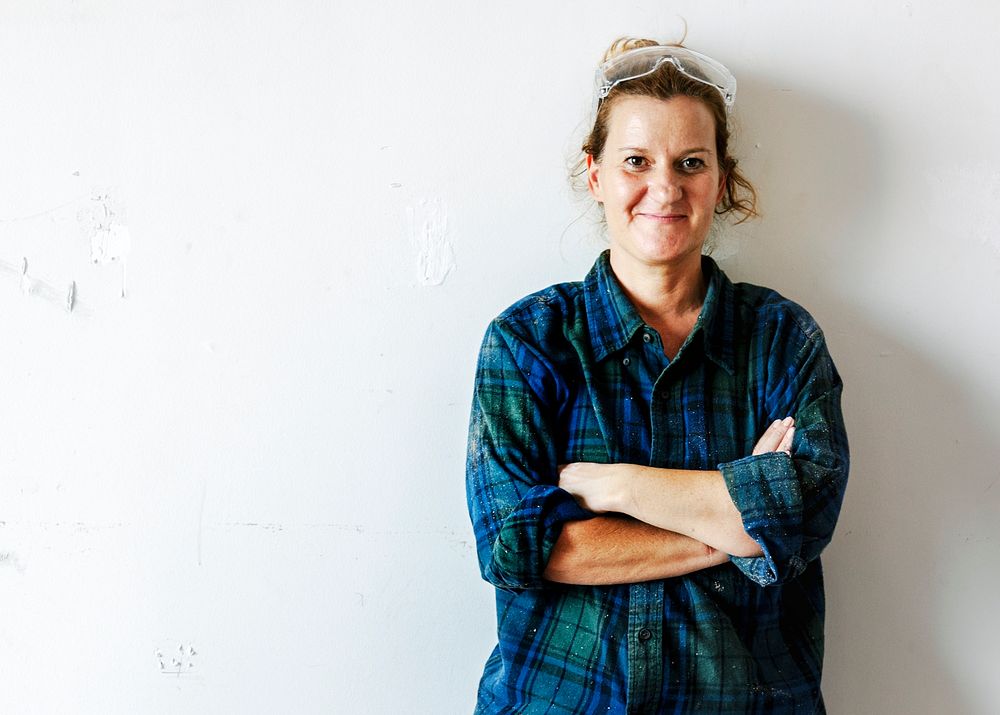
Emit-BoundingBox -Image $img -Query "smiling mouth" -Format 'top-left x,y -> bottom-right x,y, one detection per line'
637,213 -> 687,222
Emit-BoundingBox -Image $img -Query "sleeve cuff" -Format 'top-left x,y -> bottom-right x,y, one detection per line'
485,485 -> 594,591
718,452 -> 805,586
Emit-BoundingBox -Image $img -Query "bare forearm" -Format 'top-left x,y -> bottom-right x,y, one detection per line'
621,467 -> 763,557
557,420 -> 795,559
543,515 -> 730,586
559,464 -> 763,557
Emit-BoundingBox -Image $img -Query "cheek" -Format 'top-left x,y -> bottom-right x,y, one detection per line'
696,175 -> 723,206
608,175 -> 644,209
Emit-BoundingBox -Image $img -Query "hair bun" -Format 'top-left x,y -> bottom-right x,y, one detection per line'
601,14 -> 689,63
601,37 -> 662,64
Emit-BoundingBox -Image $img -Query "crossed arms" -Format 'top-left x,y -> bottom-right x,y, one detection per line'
545,419 -> 794,585
467,318 -> 848,591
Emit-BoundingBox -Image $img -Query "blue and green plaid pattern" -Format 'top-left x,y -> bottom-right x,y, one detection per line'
466,252 -> 848,714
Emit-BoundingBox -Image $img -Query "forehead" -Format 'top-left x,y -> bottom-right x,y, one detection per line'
605,95 -> 717,148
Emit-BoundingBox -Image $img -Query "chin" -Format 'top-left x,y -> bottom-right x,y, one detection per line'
634,237 -> 704,265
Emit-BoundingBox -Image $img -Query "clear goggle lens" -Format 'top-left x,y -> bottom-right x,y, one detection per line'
594,45 -> 737,111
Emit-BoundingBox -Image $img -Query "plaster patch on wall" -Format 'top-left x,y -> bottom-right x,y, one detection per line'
407,198 -> 455,286
0,256 -> 77,312
78,191 -> 131,297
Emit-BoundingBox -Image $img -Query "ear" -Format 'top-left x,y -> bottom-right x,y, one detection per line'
586,154 -> 603,203
715,170 -> 727,206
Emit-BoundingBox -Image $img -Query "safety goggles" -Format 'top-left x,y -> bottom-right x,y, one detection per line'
593,45 -> 737,113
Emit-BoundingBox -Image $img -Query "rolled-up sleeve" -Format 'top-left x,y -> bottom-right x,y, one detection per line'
466,320 -> 594,592
718,328 -> 849,587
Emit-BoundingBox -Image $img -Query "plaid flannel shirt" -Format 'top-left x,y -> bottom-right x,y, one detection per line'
466,251 -> 848,714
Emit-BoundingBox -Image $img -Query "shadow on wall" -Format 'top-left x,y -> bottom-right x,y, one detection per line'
824,320 -> 1000,715
721,77 -> 1000,714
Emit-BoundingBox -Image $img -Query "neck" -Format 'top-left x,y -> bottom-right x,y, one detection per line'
609,250 -> 707,326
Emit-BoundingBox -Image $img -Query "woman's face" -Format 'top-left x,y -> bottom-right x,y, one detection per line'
587,95 -> 725,274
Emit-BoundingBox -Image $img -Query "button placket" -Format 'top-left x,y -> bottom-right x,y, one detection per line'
627,582 -> 665,708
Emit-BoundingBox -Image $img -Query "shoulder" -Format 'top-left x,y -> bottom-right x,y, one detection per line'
729,278 -> 826,347
489,279 -> 587,349
718,275 -> 844,402
475,280 -> 586,405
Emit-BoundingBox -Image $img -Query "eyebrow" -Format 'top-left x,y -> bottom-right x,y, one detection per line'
616,146 -> 713,154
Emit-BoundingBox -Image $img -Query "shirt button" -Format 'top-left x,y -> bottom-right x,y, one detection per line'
622,357 -> 630,366
642,333 -> 652,343
637,628 -> 653,642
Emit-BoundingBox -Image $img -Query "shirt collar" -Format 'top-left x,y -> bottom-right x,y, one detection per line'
583,250 -> 736,374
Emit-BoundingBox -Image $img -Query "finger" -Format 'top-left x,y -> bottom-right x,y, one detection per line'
752,419 -> 787,455
557,463 -> 588,490
776,426 -> 795,455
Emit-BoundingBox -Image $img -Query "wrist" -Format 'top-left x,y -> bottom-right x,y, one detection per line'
608,466 -> 636,515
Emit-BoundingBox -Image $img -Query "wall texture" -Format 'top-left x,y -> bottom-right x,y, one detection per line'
1,1 -> 997,712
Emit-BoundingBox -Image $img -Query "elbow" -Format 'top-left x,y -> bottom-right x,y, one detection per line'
542,520 -> 588,585
482,556 -> 535,593
542,557 -> 573,585
477,539 -> 542,592
541,541 -> 568,583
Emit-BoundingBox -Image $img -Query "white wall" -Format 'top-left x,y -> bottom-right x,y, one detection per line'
1,1 -> 997,713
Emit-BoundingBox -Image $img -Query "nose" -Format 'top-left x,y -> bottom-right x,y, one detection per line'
648,166 -> 683,203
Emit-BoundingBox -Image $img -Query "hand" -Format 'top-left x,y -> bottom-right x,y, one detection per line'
752,417 -> 795,456
559,417 -> 795,516
557,462 -> 629,513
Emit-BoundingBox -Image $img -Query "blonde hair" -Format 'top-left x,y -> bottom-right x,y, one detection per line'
578,37 -> 759,223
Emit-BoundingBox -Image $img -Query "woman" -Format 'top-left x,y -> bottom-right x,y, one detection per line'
466,37 -> 848,714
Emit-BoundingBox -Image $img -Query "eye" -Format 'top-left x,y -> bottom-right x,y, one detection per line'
624,155 -> 648,170
679,157 -> 707,171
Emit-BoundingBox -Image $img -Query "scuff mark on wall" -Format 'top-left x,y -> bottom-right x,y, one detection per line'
221,521 -> 286,532
0,551 -> 27,574
407,198 -> 455,286
197,476 -> 207,567
155,643 -> 198,676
